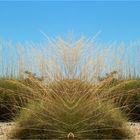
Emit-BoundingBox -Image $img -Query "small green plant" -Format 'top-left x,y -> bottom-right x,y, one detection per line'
10,79 -> 132,139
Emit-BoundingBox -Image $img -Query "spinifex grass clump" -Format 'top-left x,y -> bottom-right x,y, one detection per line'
0,78 -> 31,121
0,75 -> 43,121
8,37 -> 133,139
106,79 -> 140,121
11,79 -> 131,139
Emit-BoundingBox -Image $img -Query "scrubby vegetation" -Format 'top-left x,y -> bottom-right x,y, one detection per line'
106,79 -> 140,121
0,36 -> 139,139
10,79 -> 131,139
0,78 -> 34,121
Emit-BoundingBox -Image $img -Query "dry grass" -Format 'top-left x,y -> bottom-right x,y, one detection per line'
0,78 -> 36,121
0,36 -> 140,80
104,79 -> 140,121
10,79 -> 132,139
0,36 -> 139,139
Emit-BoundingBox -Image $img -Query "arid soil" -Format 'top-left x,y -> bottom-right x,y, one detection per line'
0,122 -> 14,140
127,122 -> 140,140
0,122 -> 140,140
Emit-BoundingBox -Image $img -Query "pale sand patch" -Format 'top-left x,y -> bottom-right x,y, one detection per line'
127,122 -> 140,140
0,122 -> 15,140
0,122 -> 140,140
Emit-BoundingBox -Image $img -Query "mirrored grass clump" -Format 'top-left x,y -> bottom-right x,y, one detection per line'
0,36 -> 140,139
10,79 -> 131,139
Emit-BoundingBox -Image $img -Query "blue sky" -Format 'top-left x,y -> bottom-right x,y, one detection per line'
0,1 -> 140,43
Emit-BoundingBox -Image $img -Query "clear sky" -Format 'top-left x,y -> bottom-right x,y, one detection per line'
0,1 -> 140,43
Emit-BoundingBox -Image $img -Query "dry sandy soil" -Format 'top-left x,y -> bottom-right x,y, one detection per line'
0,122 -> 140,140
127,122 -> 140,140
0,122 -> 14,140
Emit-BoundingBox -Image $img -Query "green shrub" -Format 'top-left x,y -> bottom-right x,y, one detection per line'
10,79 -> 132,139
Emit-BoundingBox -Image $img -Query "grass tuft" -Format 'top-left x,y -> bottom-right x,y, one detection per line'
106,79 -> 140,121
0,78 -> 38,121
10,79 -> 132,139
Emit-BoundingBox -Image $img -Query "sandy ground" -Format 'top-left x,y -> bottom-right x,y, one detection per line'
0,122 -> 140,140
127,122 -> 140,140
0,122 -> 15,140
